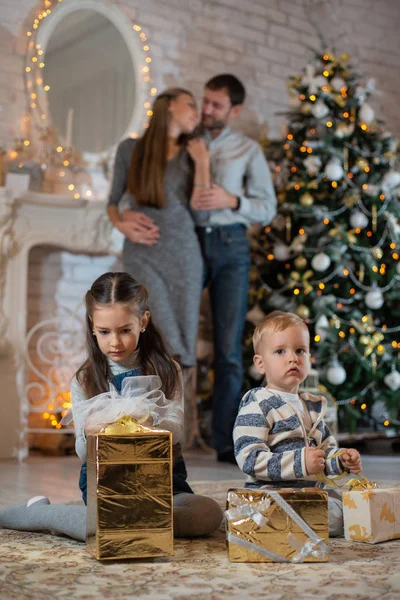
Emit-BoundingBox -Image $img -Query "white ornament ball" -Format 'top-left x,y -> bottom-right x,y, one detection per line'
359,102 -> 375,124
396,262 -> 400,275
249,364 -> 264,381
303,155 -> 322,175
382,170 -> 400,192
365,288 -> 384,310
384,369 -> 400,392
349,210 -> 369,229
311,101 -> 330,119
311,252 -> 331,272
363,184 -> 380,198
315,314 -> 329,341
326,361 -> 347,386
274,243 -> 291,261
330,76 -> 346,92
325,159 -> 344,181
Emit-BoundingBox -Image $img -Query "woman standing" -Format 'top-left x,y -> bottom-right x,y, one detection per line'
107,88 -> 209,383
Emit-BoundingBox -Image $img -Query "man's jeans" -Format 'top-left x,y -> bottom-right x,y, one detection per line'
196,224 -> 250,455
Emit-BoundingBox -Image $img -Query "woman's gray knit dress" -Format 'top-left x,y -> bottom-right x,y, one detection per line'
108,138 -> 203,367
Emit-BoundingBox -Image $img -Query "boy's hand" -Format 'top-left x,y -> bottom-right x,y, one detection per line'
305,447 -> 326,475
339,448 -> 362,474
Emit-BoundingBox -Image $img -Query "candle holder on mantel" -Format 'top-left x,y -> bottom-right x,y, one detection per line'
39,127 -> 91,198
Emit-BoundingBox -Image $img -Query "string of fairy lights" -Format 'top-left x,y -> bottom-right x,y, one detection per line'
16,0 -> 157,201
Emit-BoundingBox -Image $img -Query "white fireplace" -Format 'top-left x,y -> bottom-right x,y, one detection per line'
0,187 -> 123,459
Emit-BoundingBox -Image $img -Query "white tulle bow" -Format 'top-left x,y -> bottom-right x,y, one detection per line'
61,375 -> 179,434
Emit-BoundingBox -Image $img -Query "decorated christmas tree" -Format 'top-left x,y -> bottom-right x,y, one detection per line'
246,50 -> 400,434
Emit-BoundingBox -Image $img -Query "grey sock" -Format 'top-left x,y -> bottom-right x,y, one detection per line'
0,499 -> 86,542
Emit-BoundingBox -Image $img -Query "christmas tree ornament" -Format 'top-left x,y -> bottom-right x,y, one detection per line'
330,76 -> 346,92
371,247 -> 383,260
315,314 -> 329,341
382,170 -> 400,192
371,352 -> 377,374
325,158 -> 344,180
301,102 -> 313,115
296,305 -> 310,319
249,364 -> 264,381
364,184 -> 380,197
365,286 -> 384,310
359,103 -> 375,124
285,215 -> 292,243
355,157 -> 369,171
311,101 -> 330,119
294,256 -> 307,270
311,252 -> 331,271
326,359 -> 347,385
274,243 -> 291,261
396,262 -> 400,275
246,303 -> 266,326
372,204 -> 377,232
350,210 -> 369,229
302,64 -> 326,93
359,263 -> 365,283
333,94 -> 346,107
303,155 -> 322,175
335,123 -> 355,139
300,192 -> 314,207
384,368 -> 400,391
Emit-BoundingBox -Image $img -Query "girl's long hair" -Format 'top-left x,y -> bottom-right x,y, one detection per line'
127,87 -> 193,208
75,272 -> 179,399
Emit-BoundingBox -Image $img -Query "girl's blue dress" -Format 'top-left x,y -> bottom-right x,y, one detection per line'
78,368 -> 193,504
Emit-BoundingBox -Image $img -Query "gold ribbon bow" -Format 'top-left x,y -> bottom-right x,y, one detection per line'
103,414 -> 150,435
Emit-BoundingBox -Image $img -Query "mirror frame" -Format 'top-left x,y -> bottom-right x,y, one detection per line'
27,0 -> 150,154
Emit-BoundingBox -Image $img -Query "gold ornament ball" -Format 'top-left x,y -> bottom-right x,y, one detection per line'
372,247 -> 384,260
355,157 -> 369,170
296,305 -> 310,319
300,192 -> 314,207
294,256 -> 307,270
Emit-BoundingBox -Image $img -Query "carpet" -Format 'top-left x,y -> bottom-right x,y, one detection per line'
1,480 -> 400,600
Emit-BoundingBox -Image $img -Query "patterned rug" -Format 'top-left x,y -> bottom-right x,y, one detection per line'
1,480 -> 400,600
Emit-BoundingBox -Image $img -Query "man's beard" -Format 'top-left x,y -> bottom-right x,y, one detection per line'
201,114 -> 227,130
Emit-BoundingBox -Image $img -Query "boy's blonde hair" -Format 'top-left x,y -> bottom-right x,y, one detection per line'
253,310 -> 309,353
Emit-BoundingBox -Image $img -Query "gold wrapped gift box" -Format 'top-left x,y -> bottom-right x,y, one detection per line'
86,417 -> 173,560
343,488 -> 400,544
226,488 -> 329,563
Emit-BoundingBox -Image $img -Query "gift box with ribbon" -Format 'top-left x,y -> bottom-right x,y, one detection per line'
86,415 -> 173,560
226,488 -> 329,562
63,375 -> 181,561
342,477 -> 400,544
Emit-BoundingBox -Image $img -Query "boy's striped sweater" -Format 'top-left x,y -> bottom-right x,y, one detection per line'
233,387 -> 343,488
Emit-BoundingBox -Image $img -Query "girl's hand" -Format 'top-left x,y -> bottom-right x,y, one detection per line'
187,138 -> 209,163
339,448 -> 362,474
305,447 -> 325,475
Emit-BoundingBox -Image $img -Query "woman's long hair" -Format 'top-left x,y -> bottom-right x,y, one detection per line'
127,87 -> 193,208
75,272 -> 179,399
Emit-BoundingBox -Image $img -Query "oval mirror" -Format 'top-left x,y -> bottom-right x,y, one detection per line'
43,9 -> 135,154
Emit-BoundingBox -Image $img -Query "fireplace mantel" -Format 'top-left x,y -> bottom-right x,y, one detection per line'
0,188 -> 123,459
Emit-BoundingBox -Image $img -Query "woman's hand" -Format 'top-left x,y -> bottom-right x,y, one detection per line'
116,212 -> 160,246
187,138 -> 209,164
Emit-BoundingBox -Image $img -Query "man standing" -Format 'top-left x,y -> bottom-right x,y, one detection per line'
191,74 -> 277,463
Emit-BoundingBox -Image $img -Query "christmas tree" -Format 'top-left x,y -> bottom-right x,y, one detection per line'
246,50 -> 400,434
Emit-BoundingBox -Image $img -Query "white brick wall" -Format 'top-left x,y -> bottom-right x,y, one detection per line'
1,0 -> 400,340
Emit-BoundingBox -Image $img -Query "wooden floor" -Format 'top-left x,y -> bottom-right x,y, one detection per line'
0,448 -> 399,508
